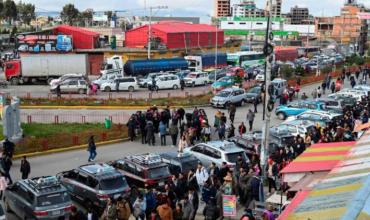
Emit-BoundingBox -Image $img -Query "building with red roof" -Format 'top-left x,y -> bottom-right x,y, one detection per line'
125,21 -> 224,49
54,25 -> 100,49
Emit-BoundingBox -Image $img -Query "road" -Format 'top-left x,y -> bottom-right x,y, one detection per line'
6,79 -> 353,219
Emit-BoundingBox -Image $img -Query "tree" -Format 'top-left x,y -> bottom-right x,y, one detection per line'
3,0 -> 17,24
280,64 -> 294,79
79,9 -> 93,26
60,3 -> 79,25
17,1 -> 35,25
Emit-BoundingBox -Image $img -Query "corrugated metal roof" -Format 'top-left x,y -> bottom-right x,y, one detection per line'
55,25 -> 100,37
127,21 -> 221,34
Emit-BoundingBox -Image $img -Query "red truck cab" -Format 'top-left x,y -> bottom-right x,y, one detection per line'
4,60 -> 21,84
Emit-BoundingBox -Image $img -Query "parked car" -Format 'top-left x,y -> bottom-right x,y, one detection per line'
4,176 -> 72,219
176,70 -> 191,80
317,98 -> 345,113
57,163 -> 130,212
100,77 -> 139,92
49,73 -> 85,87
111,154 -> 172,189
93,71 -> 123,88
138,72 -> 166,88
147,74 -> 181,90
269,130 -> 296,148
183,71 -> 209,87
211,76 -> 235,92
207,69 -> 227,83
272,120 -> 316,137
159,152 -> 199,176
245,86 -> 262,103
271,78 -> 288,98
354,85 -> 370,94
50,78 -> 88,94
210,87 -> 247,108
285,110 -> 342,125
183,141 -> 249,168
275,100 -> 326,120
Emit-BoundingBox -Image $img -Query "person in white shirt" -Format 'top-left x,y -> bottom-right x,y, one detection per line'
195,162 -> 209,192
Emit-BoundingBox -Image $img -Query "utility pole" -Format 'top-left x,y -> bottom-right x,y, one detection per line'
215,17 -> 218,82
147,6 -> 168,59
261,0 -> 274,184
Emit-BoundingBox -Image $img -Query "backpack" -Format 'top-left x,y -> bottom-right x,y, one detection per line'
204,204 -> 218,220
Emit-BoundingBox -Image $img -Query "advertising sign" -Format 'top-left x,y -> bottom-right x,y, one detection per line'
223,195 -> 237,217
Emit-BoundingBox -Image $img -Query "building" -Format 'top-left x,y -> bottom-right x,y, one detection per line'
287,6 -> 313,25
315,17 -> 334,40
125,21 -> 224,50
265,0 -> 282,17
232,0 -> 265,17
214,0 -> 231,17
133,16 -> 200,28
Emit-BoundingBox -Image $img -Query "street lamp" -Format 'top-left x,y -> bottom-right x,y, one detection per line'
147,5 -> 168,59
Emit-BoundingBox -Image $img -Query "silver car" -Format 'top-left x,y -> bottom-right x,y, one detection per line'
210,87 -> 248,108
50,78 -> 88,94
183,141 -> 249,168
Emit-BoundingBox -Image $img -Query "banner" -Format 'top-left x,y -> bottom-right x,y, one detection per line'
223,195 -> 237,217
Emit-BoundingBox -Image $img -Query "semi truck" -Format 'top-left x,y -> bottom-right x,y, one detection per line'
4,53 -> 89,85
124,58 -> 188,76
185,53 -> 227,71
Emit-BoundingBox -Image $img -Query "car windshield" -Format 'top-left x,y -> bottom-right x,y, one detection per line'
180,160 -> 197,172
216,91 -> 231,97
218,77 -> 230,82
148,166 -> 171,179
225,152 -> 247,163
37,192 -> 70,207
99,177 -> 128,190
248,87 -> 260,94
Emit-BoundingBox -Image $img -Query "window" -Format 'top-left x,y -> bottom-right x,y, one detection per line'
228,22 -> 234,25
240,22 -> 246,25
37,192 -> 70,207
99,177 -> 128,190
68,80 -> 78,86
77,174 -> 89,185
192,145 -> 204,153
79,80 -> 86,85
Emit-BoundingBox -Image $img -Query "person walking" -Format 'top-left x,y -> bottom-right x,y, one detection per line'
201,123 -> 211,142
3,138 -> 14,158
330,81 -> 336,93
20,156 -> 30,179
159,121 -> 167,146
127,117 -> 136,142
247,109 -> 255,131
56,84 -> 61,98
239,122 -> 247,136
102,198 -> 118,220
218,122 -> 226,140
228,103 -> 236,124
87,136 -> 97,162
253,97 -> 258,113
178,135 -> 187,153
169,122 -> 179,147
116,197 -> 131,220
146,120 -> 155,146
3,155 -> 12,184
195,162 -> 209,193
321,80 -> 326,95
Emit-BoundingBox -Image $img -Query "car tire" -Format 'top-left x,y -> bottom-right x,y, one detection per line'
10,77 -> 19,85
104,87 -> 111,92
173,85 -> 179,90
78,89 -> 85,94
47,78 -> 54,85
277,112 -> 286,120
240,99 -> 246,106
128,86 -> 134,92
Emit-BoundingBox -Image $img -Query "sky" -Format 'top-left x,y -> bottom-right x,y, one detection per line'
23,0 -> 370,22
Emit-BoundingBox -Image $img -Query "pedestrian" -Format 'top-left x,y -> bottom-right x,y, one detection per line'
116,79 -> 120,92
239,122 -> 247,136
56,84 -> 61,98
227,123 -> 235,138
159,121 -> 167,146
87,135 -> 97,162
102,198 -> 118,220
311,88 -> 317,99
157,201 -> 173,220
180,196 -> 194,220
127,117 -> 136,142
20,156 -> 30,179
266,160 -> 278,194
218,122 -> 226,140
146,121 -> 155,146
321,80 -> 326,94
173,203 -> 183,220
0,172 -> 7,199
3,138 -> 14,158
317,87 -> 322,98
253,97 -> 258,113
330,81 -> 336,93
228,103 -> 236,124
240,208 -> 256,220
247,109 -> 255,131
117,197 -> 131,220
301,92 -> 308,100
70,206 -> 85,220
2,155 -> 12,184
145,187 -> 157,219
188,187 -> 199,220
133,194 -> 146,220
195,162 -> 209,193
203,197 -> 219,220
180,79 -> 185,91
201,123 -> 211,142
169,122 -> 179,147
178,135 -> 187,153
86,206 -> 99,220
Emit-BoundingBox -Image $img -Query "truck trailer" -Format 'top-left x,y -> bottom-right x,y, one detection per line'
124,58 -> 188,76
185,53 -> 227,71
4,53 -> 89,85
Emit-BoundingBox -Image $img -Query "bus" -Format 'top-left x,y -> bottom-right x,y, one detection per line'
227,51 -> 265,68
297,46 -> 321,57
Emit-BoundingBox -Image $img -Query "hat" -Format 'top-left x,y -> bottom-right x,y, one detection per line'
224,175 -> 233,182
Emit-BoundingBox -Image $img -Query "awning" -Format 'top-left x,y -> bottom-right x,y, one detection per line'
354,121 -> 370,132
288,172 -> 328,192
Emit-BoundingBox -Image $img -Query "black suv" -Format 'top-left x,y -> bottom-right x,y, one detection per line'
3,176 -> 72,220
57,163 -> 130,212
111,154 -> 172,189
159,152 -> 199,176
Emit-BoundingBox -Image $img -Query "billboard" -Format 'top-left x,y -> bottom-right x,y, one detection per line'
358,12 -> 370,20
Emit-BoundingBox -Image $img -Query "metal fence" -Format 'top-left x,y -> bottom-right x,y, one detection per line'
20,111 -> 131,124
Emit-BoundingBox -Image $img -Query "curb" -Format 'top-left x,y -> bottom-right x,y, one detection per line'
13,138 -> 127,160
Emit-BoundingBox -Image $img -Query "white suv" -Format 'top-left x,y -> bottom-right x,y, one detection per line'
184,72 -> 209,87
100,77 -> 139,92
147,74 -> 180,90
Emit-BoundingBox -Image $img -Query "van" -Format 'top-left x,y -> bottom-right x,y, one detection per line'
271,78 -> 287,98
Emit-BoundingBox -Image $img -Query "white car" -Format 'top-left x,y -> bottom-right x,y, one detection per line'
138,72 -> 166,87
276,120 -> 315,137
93,71 -> 123,88
100,77 -> 139,92
354,85 -> 370,93
285,110 -> 342,123
255,73 -> 265,82
329,89 -> 366,102
50,78 -> 88,94
184,72 -> 209,87
49,74 -> 85,87
147,74 -> 180,90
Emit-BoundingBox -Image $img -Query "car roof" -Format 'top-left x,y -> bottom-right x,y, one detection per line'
160,152 -> 198,161
78,163 -> 120,178
119,154 -> 168,168
219,87 -> 243,92
21,176 -> 66,196
271,78 -> 287,83
283,119 -> 315,127
200,141 -> 244,153
300,110 -> 341,116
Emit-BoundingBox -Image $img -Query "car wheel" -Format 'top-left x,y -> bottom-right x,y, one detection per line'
128,86 -> 134,92
10,77 -> 19,85
104,87 -> 111,92
78,89 -> 85,94
240,99 -> 246,106
173,85 -> 179,90
277,112 -> 286,120
47,78 -> 54,85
